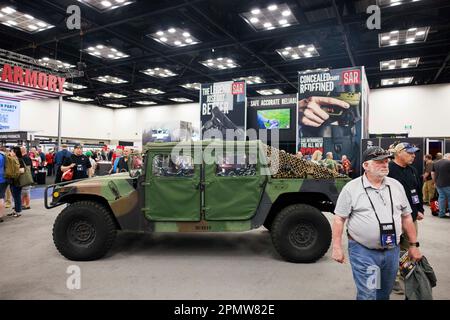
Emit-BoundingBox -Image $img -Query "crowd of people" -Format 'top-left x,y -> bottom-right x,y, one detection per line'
296,150 -> 353,176
0,144 -> 142,223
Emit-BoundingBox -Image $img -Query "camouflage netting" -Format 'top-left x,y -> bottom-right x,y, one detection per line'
263,144 -> 348,179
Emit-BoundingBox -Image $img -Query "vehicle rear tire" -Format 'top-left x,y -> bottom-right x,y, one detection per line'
52,201 -> 117,261
271,204 -> 331,263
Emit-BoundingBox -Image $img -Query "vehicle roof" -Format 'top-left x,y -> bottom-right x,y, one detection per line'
144,140 -> 264,153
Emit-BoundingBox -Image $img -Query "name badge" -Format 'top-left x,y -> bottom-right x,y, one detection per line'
411,189 -> 420,204
380,223 -> 396,248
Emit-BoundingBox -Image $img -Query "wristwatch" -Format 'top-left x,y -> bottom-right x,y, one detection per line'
409,242 -> 420,247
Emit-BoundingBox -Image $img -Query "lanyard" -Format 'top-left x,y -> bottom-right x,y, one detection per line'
361,177 -> 394,225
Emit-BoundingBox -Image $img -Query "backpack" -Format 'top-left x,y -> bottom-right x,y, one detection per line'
1,152 -> 21,179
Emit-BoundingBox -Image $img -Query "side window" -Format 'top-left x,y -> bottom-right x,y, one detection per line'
152,154 -> 194,177
216,153 -> 257,177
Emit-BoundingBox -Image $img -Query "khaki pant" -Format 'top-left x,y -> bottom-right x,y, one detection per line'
422,180 -> 436,204
400,220 -> 418,252
5,185 -> 11,207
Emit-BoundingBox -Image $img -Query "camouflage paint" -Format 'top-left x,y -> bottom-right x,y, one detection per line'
50,140 -> 350,233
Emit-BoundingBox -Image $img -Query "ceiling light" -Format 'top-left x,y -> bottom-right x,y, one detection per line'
233,76 -> 265,85
106,103 -> 127,108
180,83 -> 201,90
169,98 -> 193,103
140,67 -> 177,78
298,68 -> 330,75
379,57 -> 420,70
135,101 -> 157,105
137,88 -> 165,95
256,89 -> 284,95
381,77 -> 413,86
76,0 -> 134,12
241,3 -> 298,31
276,44 -> 319,60
92,75 -> 128,84
64,83 -> 88,90
199,57 -> 240,70
100,92 -> 127,99
379,27 -> 430,47
85,44 -> 129,59
68,96 -> 94,102
376,0 -> 422,8
0,6 -> 54,33
37,57 -> 76,70
147,27 -> 200,47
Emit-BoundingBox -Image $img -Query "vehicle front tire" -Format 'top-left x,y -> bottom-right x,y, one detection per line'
52,201 -> 117,261
271,204 -> 331,263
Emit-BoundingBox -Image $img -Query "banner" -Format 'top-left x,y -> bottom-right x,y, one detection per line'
200,81 -> 246,140
299,137 -> 324,159
0,99 -> 20,131
297,67 -> 368,177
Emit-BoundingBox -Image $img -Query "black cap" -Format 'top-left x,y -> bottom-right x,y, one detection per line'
74,144 -> 83,149
362,146 -> 393,163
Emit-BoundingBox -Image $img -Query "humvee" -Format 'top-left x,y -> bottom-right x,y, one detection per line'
45,140 -> 350,262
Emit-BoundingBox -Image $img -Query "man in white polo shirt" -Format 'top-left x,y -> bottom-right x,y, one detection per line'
331,146 -> 422,300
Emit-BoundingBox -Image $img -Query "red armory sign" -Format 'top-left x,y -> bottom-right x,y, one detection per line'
1,63 -> 66,93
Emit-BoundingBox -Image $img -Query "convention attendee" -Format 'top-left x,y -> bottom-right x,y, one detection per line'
422,154 -> 435,205
61,144 -> 92,180
432,153 -> 450,218
110,149 -> 123,174
332,146 -> 422,300
341,155 -> 353,177
38,148 -> 45,164
323,152 -> 338,172
388,143 -> 424,248
311,150 -> 323,164
46,149 -> 55,177
116,148 -> 131,173
21,146 -> 32,210
0,146 -> 8,223
85,151 -> 97,177
54,144 -> 71,183
9,146 -> 26,217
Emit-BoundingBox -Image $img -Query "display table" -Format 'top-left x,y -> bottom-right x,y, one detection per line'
96,161 -> 112,176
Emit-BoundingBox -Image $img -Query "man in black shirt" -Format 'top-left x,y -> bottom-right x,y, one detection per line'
432,153 -> 450,218
61,144 -> 92,180
388,142 -> 424,245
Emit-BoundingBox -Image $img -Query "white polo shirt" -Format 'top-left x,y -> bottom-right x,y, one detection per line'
334,174 -> 412,249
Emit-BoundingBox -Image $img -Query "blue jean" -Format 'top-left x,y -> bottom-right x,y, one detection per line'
348,240 -> 400,300
10,185 -> 22,213
436,186 -> 450,217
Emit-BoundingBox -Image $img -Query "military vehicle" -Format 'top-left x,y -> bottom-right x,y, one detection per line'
45,140 -> 350,262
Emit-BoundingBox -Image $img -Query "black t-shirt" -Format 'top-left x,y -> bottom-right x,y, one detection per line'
22,155 -> 32,167
432,159 -> 450,188
388,161 -> 424,221
63,154 -> 92,180
116,157 -> 129,172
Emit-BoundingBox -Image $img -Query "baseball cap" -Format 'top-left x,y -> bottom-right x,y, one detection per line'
74,144 -> 83,149
393,142 -> 420,154
362,146 -> 394,163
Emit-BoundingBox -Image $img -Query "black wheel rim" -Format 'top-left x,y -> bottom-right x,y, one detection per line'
67,220 -> 96,246
288,221 -> 317,249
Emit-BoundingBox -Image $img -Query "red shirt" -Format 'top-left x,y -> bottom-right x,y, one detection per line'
46,153 -> 54,164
